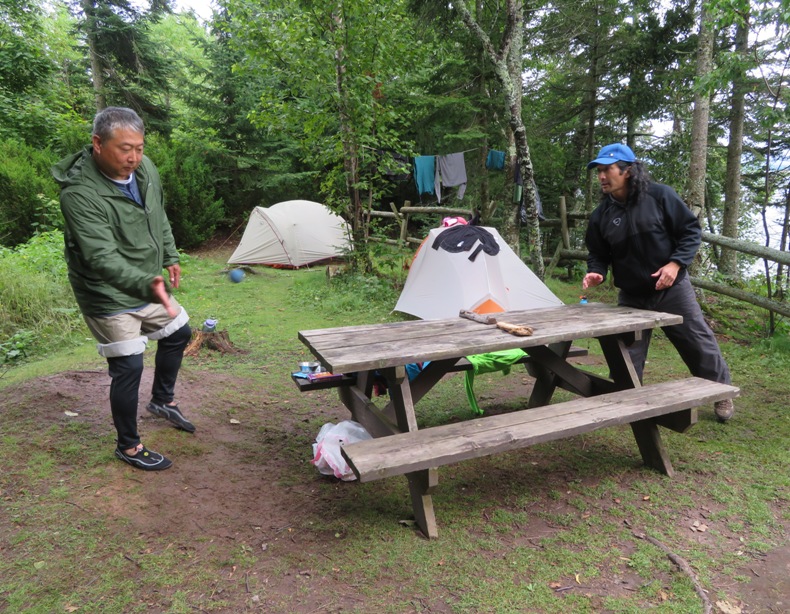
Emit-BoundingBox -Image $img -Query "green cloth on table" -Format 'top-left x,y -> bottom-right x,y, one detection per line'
464,348 -> 528,415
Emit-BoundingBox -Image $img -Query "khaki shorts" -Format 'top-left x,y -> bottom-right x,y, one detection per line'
84,298 -> 190,358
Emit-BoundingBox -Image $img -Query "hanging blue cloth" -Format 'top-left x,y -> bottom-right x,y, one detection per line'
486,150 -> 506,171
413,156 -> 436,195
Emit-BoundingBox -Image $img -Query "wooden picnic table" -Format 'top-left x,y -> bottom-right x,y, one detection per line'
297,303 -> 739,538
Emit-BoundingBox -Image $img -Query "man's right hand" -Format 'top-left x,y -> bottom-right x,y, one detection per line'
582,272 -> 604,290
151,276 -> 178,318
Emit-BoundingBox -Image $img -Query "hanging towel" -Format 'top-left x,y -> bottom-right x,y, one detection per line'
435,152 -> 468,203
464,349 -> 528,415
486,149 -> 506,171
413,156 -> 436,195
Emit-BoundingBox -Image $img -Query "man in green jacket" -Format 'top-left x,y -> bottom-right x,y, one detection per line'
52,107 -> 195,471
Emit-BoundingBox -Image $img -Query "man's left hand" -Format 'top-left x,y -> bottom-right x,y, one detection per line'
651,262 -> 681,290
166,263 -> 181,289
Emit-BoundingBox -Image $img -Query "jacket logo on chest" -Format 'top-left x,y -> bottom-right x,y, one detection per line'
613,217 -> 622,226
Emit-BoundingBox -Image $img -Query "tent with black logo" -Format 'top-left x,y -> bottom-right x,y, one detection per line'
394,225 -> 562,320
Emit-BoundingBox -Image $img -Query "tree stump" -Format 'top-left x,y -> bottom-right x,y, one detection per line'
184,330 -> 246,357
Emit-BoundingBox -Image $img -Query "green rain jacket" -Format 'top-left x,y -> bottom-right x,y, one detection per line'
52,147 -> 179,317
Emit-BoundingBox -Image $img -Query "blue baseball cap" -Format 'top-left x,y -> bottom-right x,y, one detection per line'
587,143 -> 637,169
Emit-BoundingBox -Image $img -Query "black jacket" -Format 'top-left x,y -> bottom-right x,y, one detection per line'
585,182 -> 701,295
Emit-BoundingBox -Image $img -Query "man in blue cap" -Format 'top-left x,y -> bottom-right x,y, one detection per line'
582,143 -> 734,422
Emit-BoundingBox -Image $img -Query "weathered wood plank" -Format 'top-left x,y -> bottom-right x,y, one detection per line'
299,304 -> 681,373
341,378 -> 739,482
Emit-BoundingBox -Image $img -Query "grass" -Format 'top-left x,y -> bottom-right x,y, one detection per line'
1,246 -> 789,612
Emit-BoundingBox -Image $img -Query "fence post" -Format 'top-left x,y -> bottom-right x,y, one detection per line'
398,200 -> 410,243
559,195 -> 570,250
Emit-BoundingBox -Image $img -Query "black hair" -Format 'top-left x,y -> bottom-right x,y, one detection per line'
598,160 -> 652,206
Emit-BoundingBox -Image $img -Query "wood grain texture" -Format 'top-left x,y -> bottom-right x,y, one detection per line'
299,304 -> 682,373
341,378 -> 739,482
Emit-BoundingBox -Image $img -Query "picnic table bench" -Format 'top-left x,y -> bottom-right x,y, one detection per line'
296,303 -> 739,538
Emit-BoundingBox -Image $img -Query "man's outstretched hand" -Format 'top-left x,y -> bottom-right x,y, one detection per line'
582,272 -> 604,290
151,276 -> 178,318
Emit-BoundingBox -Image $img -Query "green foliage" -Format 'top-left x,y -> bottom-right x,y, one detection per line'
229,0 -> 426,217
0,230 -> 83,362
0,330 -> 35,365
145,133 -> 225,248
290,269 -> 402,319
0,138 -> 59,247
78,0 -> 175,134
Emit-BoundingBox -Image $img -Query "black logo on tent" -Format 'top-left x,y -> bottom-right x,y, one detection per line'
432,226 -> 500,262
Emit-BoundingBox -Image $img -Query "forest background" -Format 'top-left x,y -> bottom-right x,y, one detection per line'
1,0 -> 790,363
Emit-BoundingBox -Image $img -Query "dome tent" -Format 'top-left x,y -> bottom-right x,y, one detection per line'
394,226 -> 563,320
228,200 -> 351,268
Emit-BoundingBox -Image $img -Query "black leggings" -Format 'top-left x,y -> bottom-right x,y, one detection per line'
107,323 -> 191,449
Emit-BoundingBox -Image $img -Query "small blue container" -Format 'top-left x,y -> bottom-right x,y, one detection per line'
203,318 -> 217,332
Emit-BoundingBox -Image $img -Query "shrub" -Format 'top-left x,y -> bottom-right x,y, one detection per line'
0,230 -> 83,359
0,138 -> 59,247
144,133 -> 225,248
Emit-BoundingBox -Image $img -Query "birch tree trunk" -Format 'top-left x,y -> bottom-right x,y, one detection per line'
456,0 -> 545,278
330,3 -> 367,270
685,3 -> 715,222
720,17 -> 749,278
583,7 -> 601,212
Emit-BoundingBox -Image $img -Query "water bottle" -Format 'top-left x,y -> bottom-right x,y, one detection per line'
203,318 -> 217,332
579,295 -> 588,304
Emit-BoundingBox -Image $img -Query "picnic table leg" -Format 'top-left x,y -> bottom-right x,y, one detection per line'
525,341 -> 572,407
381,366 -> 418,432
596,333 -> 641,390
630,419 -> 675,477
383,367 -> 441,537
406,468 -> 439,539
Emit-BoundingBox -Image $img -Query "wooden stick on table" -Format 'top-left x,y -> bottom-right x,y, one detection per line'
458,310 -> 498,324
496,321 -> 534,336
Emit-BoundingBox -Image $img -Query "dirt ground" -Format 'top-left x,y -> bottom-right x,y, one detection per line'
2,358 -> 787,613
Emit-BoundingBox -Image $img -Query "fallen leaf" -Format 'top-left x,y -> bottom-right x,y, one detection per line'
575,573 -> 581,584
549,581 -> 562,589
716,600 -> 742,614
229,419 -> 241,425
33,561 -> 45,570
658,589 -> 669,601
64,606 -> 79,613
642,496 -> 650,501
64,411 -> 79,417
614,498 -> 621,504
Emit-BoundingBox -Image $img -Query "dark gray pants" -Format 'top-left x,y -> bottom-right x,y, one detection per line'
618,275 -> 731,385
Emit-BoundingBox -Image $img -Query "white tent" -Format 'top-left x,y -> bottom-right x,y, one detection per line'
394,226 -> 563,320
228,200 -> 351,268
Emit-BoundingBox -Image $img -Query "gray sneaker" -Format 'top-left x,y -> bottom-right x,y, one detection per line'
146,401 -> 196,433
714,398 -> 735,422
